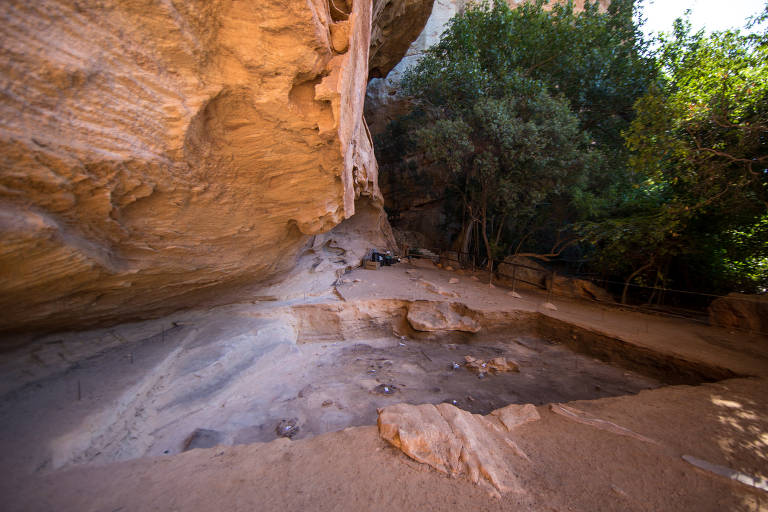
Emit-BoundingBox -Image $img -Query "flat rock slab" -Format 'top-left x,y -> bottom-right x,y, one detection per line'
406,301 -> 480,333
377,402 -> 540,496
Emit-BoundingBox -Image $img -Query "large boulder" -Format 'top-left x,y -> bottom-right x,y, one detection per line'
497,256 -> 548,289
550,275 -> 614,302
708,293 -> 768,334
378,402 -> 539,496
406,301 -> 480,332
497,256 -> 613,302
0,0 -> 430,334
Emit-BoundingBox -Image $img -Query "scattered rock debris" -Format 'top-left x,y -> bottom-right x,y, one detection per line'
373,384 -> 398,395
275,419 -> 300,439
464,356 -> 519,375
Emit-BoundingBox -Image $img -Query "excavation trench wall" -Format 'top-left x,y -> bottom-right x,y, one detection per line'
0,296 -> 744,476
290,299 -> 739,385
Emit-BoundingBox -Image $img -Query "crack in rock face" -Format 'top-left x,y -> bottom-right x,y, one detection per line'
377,402 -> 540,497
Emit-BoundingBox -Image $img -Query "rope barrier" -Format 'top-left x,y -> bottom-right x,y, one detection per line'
348,246 -> 768,337
406,247 -> 767,305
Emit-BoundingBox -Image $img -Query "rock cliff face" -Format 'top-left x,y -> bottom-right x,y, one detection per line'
366,0 -> 467,134
0,0 -> 432,334
369,0 -> 436,79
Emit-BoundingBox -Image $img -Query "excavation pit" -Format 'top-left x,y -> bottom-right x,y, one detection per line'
0,298 -> 740,475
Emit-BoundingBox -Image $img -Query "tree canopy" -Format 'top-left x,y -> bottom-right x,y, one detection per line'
582,11 -> 768,295
391,0 -> 654,268
377,0 -> 768,301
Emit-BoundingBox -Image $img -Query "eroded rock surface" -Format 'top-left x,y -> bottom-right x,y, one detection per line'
709,293 -> 768,334
378,402 -> 539,496
367,0 -> 466,134
497,256 -> 613,302
0,0 -> 428,333
369,0 -> 436,79
406,301 -> 480,333
550,275 -> 614,302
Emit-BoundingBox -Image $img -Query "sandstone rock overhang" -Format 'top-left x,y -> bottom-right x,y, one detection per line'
0,0 -> 433,334
369,0 -> 436,79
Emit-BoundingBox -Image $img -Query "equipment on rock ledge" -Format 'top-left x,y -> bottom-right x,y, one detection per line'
370,250 -> 398,266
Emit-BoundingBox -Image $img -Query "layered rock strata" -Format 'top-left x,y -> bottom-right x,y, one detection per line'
0,0 -> 430,334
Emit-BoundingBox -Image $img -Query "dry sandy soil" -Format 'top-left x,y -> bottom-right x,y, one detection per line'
1,262 -> 767,511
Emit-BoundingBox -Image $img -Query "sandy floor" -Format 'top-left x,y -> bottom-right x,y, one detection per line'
1,262 -> 767,511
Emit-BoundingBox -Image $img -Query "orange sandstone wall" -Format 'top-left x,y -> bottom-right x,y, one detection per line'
0,0 -> 433,333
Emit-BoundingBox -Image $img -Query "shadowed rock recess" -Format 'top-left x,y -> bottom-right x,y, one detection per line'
0,0 -> 433,334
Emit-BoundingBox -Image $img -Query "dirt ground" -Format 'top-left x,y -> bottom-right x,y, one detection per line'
1,262 -> 767,511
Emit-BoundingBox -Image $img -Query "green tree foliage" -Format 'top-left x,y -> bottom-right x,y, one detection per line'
413,81 -> 595,267
379,0 -> 766,299
390,0 -> 654,267
582,11 -> 768,296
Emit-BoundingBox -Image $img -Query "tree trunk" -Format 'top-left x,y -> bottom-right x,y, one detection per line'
481,202 -> 493,286
494,211 -> 507,247
622,261 -> 653,305
460,219 -> 474,259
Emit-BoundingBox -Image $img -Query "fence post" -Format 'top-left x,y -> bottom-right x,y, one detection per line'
546,270 -> 555,304
511,265 -> 517,294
